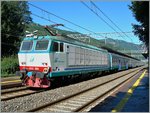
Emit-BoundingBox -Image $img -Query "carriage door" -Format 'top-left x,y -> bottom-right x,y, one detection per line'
53,42 -> 66,71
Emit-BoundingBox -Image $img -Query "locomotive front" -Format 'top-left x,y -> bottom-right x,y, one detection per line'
16,36 -> 52,88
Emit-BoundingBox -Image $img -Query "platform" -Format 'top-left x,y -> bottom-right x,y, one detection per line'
90,69 -> 149,112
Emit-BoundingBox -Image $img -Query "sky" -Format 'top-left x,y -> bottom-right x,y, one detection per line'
28,1 -> 141,44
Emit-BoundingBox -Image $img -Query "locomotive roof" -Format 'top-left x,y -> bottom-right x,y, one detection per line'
23,35 -> 108,53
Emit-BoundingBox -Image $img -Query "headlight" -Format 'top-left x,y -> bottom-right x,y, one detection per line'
43,67 -> 49,73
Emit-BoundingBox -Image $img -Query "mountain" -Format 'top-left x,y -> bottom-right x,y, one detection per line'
99,38 -> 141,51
26,23 -> 78,36
25,23 -> 142,55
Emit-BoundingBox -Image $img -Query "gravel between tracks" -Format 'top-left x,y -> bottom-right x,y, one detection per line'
1,68 -> 140,112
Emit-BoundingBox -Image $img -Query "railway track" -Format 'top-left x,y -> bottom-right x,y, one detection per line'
1,87 -> 46,101
1,82 -> 22,89
1,86 -> 28,94
1,77 -> 22,89
27,67 -> 144,112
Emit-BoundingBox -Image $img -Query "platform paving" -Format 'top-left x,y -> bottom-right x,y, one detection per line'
90,69 -> 149,112
121,71 -> 149,112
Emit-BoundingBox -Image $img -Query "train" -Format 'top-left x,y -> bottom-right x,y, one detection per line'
16,30 -> 144,88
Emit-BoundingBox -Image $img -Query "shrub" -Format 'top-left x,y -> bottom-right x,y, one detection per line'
1,55 -> 19,76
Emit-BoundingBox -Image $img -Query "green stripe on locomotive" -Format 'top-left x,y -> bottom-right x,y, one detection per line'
48,66 -> 110,78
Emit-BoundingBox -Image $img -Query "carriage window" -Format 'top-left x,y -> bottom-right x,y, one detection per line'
21,41 -> 33,51
53,42 -> 58,52
35,40 -> 49,50
60,43 -> 63,52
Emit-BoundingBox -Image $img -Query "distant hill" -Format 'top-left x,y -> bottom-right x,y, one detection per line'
25,23 -> 142,53
26,23 -> 78,36
99,38 -> 141,51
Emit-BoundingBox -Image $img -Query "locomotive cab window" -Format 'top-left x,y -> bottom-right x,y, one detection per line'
60,43 -> 63,52
53,42 -> 59,52
52,42 -> 64,52
35,40 -> 49,50
21,41 -> 33,51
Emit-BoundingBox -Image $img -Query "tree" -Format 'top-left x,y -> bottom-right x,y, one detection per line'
1,1 -> 32,57
129,1 -> 149,51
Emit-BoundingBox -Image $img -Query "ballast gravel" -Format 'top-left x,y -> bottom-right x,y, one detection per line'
1,68 -> 141,112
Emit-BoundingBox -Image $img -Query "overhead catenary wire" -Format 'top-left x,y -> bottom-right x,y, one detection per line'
29,3 -> 138,51
1,11 -> 104,45
94,31 -> 133,34
95,32 -> 137,40
2,3 -> 141,53
28,2 -> 106,38
89,1 -> 140,51
31,12 -> 99,41
90,1 -> 134,43
81,1 -> 140,52
31,13 -> 78,33
80,1 -> 126,40
29,2 -> 143,54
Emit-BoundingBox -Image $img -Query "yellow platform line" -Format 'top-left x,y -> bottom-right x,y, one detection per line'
1,80 -> 21,84
111,70 -> 147,112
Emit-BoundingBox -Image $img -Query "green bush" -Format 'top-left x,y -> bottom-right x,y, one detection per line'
1,55 -> 19,76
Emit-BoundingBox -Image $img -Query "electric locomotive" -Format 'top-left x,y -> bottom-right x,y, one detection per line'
16,26 -> 143,88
